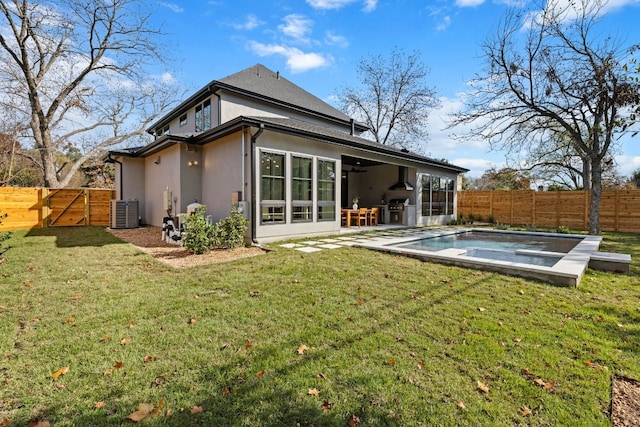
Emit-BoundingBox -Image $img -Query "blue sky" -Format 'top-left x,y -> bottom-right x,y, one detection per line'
152,0 -> 640,178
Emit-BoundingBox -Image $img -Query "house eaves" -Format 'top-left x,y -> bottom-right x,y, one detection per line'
192,116 -> 469,174
133,134 -> 193,157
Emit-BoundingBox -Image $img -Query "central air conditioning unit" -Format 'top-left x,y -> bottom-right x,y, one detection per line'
110,200 -> 139,229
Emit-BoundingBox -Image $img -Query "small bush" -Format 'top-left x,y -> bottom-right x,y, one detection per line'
525,224 -> 537,232
556,225 -> 570,234
182,207 -> 214,254
487,215 -> 495,224
494,222 -> 509,230
211,207 -> 248,249
183,206 -> 248,254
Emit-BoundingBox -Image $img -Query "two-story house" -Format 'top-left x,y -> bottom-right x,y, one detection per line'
105,64 -> 468,243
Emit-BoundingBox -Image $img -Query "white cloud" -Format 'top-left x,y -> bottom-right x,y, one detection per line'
232,14 -> 264,31
325,31 -> 349,48
247,41 -> 332,73
435,16 -> 451,31
616,155 -> 640,177
455,0 -> 485,7
160,2 -> 184,13
278,14 -> 313,42
306,0 -> 378,12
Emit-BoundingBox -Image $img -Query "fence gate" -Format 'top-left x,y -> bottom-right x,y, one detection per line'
47,189 -> 88,226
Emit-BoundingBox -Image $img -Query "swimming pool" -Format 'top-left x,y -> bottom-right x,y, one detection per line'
395,230 -> 581,255
357,228 -> 603,286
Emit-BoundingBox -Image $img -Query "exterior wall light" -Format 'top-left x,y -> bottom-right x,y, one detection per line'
188,160 -> 199,167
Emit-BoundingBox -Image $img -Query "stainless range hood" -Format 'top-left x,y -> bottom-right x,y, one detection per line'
388,166 -> 414,191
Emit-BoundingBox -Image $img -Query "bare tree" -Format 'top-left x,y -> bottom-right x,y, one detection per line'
0,0 -> 179,188
449,0 -> 640,234
338,48 -> 440,152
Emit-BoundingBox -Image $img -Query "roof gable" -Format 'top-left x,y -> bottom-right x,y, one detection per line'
216,64 -> 352,124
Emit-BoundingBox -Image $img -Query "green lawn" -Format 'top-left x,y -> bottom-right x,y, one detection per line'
1,227 -> 639,426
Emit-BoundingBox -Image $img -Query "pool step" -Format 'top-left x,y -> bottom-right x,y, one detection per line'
589,252 -> 631,274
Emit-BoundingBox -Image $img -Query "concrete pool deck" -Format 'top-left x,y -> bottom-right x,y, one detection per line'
354,228 -> 606,287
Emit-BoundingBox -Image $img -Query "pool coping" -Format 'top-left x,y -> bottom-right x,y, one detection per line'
355,228 -> 603,287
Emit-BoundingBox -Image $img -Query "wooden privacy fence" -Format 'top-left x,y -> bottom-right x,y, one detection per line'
457,189 -> 640,233
0,187 -> 114,231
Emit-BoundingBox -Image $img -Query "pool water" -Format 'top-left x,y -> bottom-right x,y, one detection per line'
465,248 -> 562,267
393,230 -> 581,267
396,230 -> 580,253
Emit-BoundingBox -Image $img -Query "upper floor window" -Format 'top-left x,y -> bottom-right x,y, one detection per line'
156,125 -> 170,137
195,100 -> 211,132
179,114 -> 187,127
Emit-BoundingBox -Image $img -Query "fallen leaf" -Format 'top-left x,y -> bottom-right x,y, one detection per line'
388,358 -> 396,366
477,380 -> 490,393
513,337 -> 522,343
297,344 -> 309,355
103,369 -> 112,376
120,336 -> 131,345
188,318 -> 197,324
128,322 -> 135,328
417,361 -> 425,369
152,399 -> 165,415
194,294 -> 200,299
51,366 -> 69,380
71,295 -> 82,300
30,422 -> 50,427
1,419 -> 9,426
126,402 -> 154,422
143,355 -> 153,363
222,387 -> 231,395
478,307 -> 486,312
518,289 -> 525,295
102,335 -> 111,342
257,370 -> 264,379
521,406 -> 532,416
358,300 -> 364,305
113,361 -> 123,369
244,340 -> 253,350
322,400 -> 333,412
348,414 -> 360,426
308,388 -> 320,397
533,378 -> 554,390
317,372 -> 327,380
190,406 -> 203,414
456,400 -> 466,409
65,317 -> 75,323
95,401 -> 106,409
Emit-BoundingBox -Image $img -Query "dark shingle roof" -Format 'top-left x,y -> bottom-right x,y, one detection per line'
218,64 -> 353,124
147,64 -> 367,133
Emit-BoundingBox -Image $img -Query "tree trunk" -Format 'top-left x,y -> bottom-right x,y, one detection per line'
588,156 -> 602,235
582,158 -> 591,191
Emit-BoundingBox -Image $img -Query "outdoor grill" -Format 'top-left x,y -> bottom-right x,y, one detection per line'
388,198 -> 409,224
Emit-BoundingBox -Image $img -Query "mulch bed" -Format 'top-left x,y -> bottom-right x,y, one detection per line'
107,226 -> 265,268
612,375 -> 640,427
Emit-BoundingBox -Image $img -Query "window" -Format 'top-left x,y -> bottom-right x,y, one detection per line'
260,152 -> 285,224
317,159 -> 336,221
195,99 -> 211,132
422,174 -> 454,217
156,125 -> 170,137
179,114 -> 187,127
292,156 -> 312,222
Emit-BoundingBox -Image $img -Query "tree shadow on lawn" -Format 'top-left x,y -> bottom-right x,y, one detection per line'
28,273 -> 495,426
25,226 -> 126,248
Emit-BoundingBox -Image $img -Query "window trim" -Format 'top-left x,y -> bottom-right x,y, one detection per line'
317,158 -> 336,222
260,150 -> 286,225
291,155 -> 313,223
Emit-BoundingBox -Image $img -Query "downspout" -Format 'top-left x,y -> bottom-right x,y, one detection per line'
213,88 -> 222,125
250,124 -> 265,244
106,153 -> 123,199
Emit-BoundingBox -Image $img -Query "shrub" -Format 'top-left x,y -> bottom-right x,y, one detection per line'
487,215 -> 495,224
494,222 -> 509,230
182,206 -> 214,254
556,225 -> 570,234
211,207 -> 248,249
525,224 -> 537,232
183,206 -> 248,254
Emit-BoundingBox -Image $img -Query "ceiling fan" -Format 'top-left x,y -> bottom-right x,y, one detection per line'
348,166 -> 367,173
